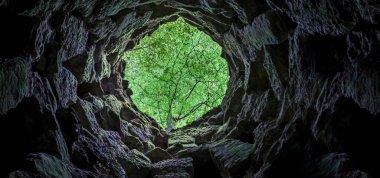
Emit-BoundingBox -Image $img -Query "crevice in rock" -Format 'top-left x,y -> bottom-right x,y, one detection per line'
0,0 -> 379,177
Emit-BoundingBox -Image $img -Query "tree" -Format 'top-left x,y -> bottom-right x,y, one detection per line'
124,17 -> 229,129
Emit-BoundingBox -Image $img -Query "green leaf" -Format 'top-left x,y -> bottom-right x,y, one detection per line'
124,17 -> 229,129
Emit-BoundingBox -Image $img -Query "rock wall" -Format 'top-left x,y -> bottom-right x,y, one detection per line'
0,0 -> 379,177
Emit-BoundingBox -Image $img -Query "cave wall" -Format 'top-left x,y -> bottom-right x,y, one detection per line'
0,0 -> 379,177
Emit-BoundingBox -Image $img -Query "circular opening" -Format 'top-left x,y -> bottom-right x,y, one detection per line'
124,17 -> 229,130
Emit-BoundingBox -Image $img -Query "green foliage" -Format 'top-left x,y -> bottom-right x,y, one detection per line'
124,17 -> 229,129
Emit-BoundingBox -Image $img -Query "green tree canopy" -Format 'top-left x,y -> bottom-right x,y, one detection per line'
124,17 -> 229,129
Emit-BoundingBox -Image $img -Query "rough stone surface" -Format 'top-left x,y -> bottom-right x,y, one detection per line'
209,139 -> 255,177
145,147 -> 173,163
151,157 -> 194,178
0,0 -> 379,177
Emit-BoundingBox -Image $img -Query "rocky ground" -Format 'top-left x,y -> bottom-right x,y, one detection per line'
0,0 -> 379,177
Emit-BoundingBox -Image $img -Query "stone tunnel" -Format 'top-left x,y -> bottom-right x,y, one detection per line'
0,0 -> 379,177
